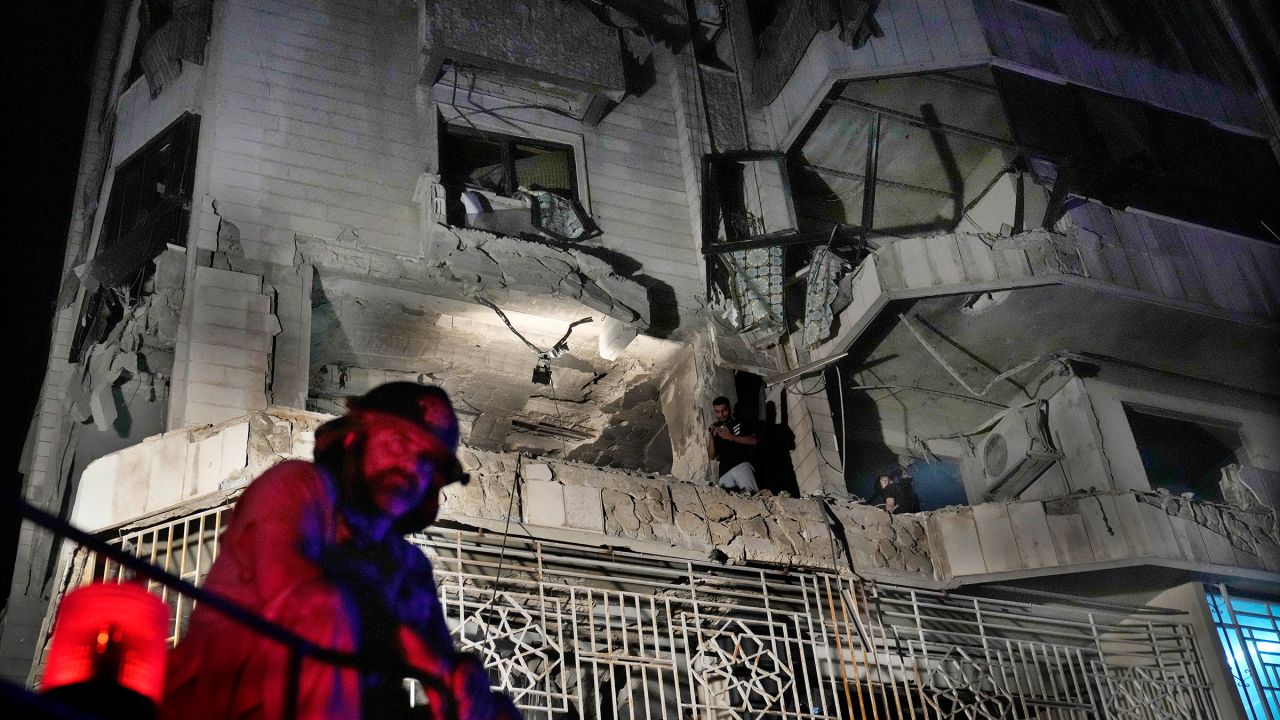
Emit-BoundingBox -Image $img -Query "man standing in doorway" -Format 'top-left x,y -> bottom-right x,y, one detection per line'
708,396 -> 759,492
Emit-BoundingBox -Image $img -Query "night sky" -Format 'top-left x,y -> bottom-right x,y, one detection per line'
4,4 -> 104,605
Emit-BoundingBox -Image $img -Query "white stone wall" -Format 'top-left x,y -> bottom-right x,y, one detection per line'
202,0 -> 425,262
171,265 -> 281,427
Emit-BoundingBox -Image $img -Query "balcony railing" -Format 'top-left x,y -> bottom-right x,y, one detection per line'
33,492 -> 1227,720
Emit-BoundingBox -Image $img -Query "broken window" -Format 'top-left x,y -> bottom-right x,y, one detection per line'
438,123 -> 599,242
995,68 -> 1280,239
126,0 -> 212,96
1123,405 -> 1242,503
789,65 -> 1280,244
701,153 -> 799,347
70,113 -> 199,362
791,67 -> 1034,243
441,125 -> 577,198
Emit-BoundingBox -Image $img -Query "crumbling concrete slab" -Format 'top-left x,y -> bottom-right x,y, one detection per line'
73,408 -> 1280,590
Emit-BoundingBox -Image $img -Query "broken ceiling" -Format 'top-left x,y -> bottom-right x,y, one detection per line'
310,276 -> 684,472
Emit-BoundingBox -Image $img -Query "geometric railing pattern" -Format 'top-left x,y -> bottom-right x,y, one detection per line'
1206,586 -> 1279,720
66,501 -> 1224,719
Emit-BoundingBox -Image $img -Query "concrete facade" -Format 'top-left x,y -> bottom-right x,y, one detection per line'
8,0 -> 1279,716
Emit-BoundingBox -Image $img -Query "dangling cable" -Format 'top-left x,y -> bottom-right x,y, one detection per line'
482,333 -> 576,616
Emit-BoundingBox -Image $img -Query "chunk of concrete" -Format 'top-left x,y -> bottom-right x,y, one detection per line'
562,484 -> 605,533
524,479 -> 566,528
598,316 -> 638,360
523,462 -> 554,482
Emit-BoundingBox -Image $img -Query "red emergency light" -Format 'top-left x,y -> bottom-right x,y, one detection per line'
41,582 -> 170,707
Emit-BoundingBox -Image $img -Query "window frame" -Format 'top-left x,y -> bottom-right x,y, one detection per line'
1121,401 -> 1245,502
1205,584 -> 1280,720
439,123 -> 581,203
69,112 -> 200,363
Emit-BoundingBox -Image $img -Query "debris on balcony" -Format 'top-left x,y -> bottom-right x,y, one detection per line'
528,189 -> 600,242
457,188 -> 601,244
1139,488 -> 1279,555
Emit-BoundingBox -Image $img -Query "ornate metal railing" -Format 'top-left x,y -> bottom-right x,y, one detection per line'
62,499 -> 1223,719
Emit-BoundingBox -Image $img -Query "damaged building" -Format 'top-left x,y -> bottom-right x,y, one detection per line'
7,0 -> 1280,717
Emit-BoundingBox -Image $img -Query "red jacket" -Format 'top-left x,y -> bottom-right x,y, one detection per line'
161,460 -> 512,719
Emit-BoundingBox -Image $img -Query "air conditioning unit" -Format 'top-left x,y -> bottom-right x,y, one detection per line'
979,400 -> 1062,500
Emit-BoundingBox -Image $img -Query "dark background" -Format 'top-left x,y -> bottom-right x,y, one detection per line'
3,3 -> 105,610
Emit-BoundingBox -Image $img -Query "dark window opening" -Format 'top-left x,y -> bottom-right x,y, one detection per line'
994,68 -> 1280,239
440,124 -> 578,200
438,123 -> 599,243
70,113 -> 199,362
731,372 -> 803,497
734,370 -> 763,422
1124,405 -> 1242,503
840,439 -> 967,512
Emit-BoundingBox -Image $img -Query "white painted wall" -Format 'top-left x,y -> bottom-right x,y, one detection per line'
202,0 -> 426,264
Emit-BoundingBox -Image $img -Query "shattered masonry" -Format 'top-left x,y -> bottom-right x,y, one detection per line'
76,408 -> 1278,589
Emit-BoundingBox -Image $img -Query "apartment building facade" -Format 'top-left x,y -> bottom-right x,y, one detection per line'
7,1 -> 1279,717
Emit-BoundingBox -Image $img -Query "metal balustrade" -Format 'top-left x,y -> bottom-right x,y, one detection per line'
62,500 -> 1222,719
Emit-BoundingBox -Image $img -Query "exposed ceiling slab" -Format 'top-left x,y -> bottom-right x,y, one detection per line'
309,276 -> 685,472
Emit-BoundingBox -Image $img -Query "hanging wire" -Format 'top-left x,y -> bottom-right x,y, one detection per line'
481,322 -> 578,616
